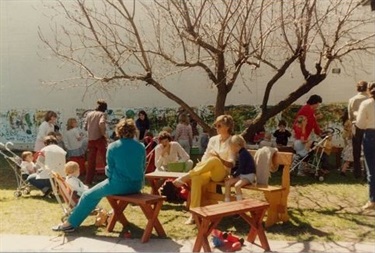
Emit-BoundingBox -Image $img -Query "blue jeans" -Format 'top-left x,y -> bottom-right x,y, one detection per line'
26,174 -> 51,192
68,178 -> 142,227
363,129 -> 375,202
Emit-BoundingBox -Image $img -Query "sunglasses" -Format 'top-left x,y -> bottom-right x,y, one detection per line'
215,124 -> 223,129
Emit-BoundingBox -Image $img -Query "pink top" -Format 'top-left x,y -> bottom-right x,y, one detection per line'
175,123 -> 193,142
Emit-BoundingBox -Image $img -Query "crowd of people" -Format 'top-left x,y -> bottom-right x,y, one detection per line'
18,80 -> 375,232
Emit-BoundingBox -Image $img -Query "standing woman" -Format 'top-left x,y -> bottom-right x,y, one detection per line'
34,111 -> 57,151
173,115 -> 236,224
52,118 -> 146,232
356,82 -> 375,210
136,110 -> 150,141
174,113 -> 193,154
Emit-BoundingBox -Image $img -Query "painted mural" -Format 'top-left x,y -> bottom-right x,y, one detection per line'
0,109 -> 62,145
0,103 -> 347,149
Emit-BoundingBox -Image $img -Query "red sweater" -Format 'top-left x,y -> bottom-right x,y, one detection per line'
293,104 -> 321,140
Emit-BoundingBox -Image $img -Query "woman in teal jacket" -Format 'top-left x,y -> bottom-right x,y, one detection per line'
52,118 -> 145,232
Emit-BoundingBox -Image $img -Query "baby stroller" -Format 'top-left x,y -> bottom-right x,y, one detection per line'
0,141 -> 31,197
291,128 -> 336,181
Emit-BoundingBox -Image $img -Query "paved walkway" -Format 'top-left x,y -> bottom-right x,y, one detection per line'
1,234 -> 374,252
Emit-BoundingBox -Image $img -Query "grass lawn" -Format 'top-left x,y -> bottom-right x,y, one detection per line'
0,153 -> 374,242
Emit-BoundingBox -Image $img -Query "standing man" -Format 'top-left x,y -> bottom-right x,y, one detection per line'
348,80 -> 368,179
84,99 -> 108,185
356,82 -> 375,210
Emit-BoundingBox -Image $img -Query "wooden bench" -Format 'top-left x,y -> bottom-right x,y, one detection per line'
106,193 -> 166,243
190,198 -> 270,252
206,150 -> 293,228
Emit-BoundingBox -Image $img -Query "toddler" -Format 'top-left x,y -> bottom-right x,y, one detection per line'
64,118 -> 87,158
64,161 -> 89,197
20,151 -> 37,180
224,135 -> 256,202
273,120 -> 292,147
259,132 -> 273,148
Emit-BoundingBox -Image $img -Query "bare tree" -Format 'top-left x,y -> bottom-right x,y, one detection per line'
39,0 -> 375,140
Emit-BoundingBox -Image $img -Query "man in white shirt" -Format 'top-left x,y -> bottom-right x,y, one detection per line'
348,80 -> 368,179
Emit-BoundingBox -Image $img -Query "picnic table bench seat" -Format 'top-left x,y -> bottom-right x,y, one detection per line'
206,150 -> 293,228
106,193 -> 166,243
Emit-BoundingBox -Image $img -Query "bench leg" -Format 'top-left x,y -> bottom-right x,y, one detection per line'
139,201 -> 166,243
241,208 -> 270,251
263,191 -> 289,228
106,198 -> 129,232
192,218 -> 219,252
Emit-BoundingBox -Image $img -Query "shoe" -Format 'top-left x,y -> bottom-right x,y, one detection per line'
184,216 -> 195,225
361,201 -> 375,210
43,188 -> 53,198
52,224 -> 75,233
173,177 -> 185,188
340,171 -> 346,176
297,171 -> 306,177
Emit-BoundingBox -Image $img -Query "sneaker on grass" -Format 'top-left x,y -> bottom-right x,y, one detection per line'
52,224 -> 75,233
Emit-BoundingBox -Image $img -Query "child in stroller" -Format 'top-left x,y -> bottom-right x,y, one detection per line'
291,129 -> 334,180
0,142 -> 32,197
20,151 -> 37,181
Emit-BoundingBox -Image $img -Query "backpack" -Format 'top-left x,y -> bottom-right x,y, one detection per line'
160,179 -> 186,203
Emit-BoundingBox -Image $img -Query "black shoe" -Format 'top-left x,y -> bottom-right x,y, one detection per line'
52,224 -> 75,233
43,188 -> 53,198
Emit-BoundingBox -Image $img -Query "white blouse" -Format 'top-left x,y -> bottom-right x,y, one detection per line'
154,141 -> 190,168
356,98 -> 375,130
201,135 -> 236,169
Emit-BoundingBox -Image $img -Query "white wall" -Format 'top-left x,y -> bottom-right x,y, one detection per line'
1,0 -> 374,148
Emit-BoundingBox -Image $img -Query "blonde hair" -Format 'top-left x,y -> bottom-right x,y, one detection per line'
21,151 -> 33,161
162,126 -> 173,133
64,161 -> 80,176
214,114 -> 234,134
115,118 -> 137,139
230,135 -> 246,148
66,118 -> 77,131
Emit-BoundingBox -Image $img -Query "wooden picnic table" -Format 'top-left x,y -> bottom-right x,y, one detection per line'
145,171 -> 188,195
189,198 -> 270,252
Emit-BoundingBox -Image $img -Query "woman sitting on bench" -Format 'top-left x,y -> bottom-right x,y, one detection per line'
173,115 -> 236,225
52,118 -> 146,233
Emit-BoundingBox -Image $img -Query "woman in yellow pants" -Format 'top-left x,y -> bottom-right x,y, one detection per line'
174,115 -> 236,224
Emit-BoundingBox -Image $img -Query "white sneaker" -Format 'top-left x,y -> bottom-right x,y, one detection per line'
362,201 -> 375,210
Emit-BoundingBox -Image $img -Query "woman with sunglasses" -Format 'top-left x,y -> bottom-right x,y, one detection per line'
173,115 -> 236,224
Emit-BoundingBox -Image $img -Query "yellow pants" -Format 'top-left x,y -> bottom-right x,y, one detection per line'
189,157 -> 228,208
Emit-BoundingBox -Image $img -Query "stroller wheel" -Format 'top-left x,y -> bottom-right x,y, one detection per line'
23,187 -> 31,195
14,191 -> 22,198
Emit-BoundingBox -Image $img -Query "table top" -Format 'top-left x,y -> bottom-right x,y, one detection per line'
145,171 -> 188,179
190,199 -> 269,219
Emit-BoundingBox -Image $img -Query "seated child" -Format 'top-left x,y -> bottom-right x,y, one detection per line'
224,135 -> 256,202
259,132 -> 273,148
64,161 -> 89,197
20,151 -> 37,181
